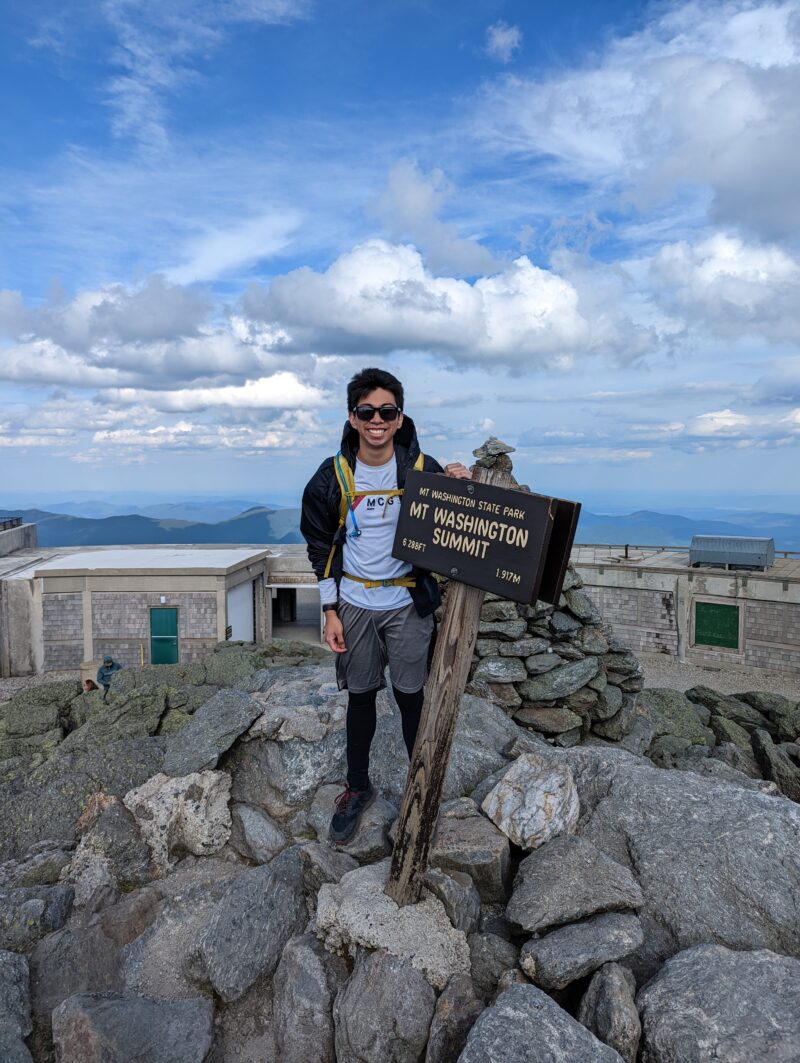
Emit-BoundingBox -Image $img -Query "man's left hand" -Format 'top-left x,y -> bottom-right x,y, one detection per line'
444,462 -> 472,480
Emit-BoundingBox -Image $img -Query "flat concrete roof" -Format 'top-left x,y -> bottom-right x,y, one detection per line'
572,544 -> 800,583
3,545 -> 270,580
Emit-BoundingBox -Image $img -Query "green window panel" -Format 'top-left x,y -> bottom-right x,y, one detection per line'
150,608 -> 179,664
695,601 -> 739,650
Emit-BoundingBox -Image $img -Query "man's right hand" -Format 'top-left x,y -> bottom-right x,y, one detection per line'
324,611 -> 347,653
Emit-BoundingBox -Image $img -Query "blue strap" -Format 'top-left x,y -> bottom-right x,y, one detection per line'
335,452 -> 361,539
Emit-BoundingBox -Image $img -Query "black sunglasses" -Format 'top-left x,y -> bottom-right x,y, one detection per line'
352,404 -> 402,422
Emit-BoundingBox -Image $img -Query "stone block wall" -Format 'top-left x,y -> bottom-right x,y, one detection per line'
42,592 -> 84,671
90,591 -> 219,668
744,600 -> 800,671
581,585 -> 678,655
462,565 -> 643,748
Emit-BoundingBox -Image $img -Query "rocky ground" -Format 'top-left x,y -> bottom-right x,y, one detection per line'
0,610 -> 799,1061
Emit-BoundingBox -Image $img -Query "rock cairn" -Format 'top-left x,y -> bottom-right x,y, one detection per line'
464,564 -> 643,748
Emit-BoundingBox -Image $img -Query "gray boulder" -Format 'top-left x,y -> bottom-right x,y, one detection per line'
468,932 -> 519,1001
424,973 -> 483,1063
751,728 -> 800,801
430,815 -> 510,904
52,992 -> 214,1063
550,745 -> 800,980
230,803 -> 287,863
458,983 -> 625,1062
333,949 -> 436,1063
424,868 -> 481,936
272,932 -> 349,1063
578,963 -> 640,1063
163,688 -> 264,776
638,944 -> 800,1063
0,948 -> 30,1039
520,913 -> 644,990
197,859 -> 307,1002
473,656 -> 527,684
685,686 -> 770,732
592,696 -> 637,742
0,883 -> 73,950
507,835 -> 643,934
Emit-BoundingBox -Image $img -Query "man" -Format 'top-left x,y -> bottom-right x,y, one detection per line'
301,367 -> 470,843
96,655 -> 122,697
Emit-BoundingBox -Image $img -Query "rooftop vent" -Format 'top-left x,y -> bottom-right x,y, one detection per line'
689,535 -> 774,572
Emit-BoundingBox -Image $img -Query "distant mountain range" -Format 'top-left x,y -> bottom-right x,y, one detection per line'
2,503 -> 800,551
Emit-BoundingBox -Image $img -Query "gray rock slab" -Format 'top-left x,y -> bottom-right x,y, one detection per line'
578,963 -> 640,1063
499,637 -> 550,657
424,868 -> 481,936
0,884 -> 74,950
507,835 -> 644,934
468,932 -> 519,1001
685,685 -> 770,732
458,983 -> 625,1062
514,705 -> 582,733
519,657 -> 599,702
478,619 -> 527,640
163,688 -> 263,776
333,949 -> 436,1063
198,861 -> 307,1002
429,815 -> 511,904
564,589 -> 602,623
273,932 -> 349,1063
0,1032 -> 33,1062
752,728 -> 800,801
592,697 -> 637,741
520,913 -> 644,990
424,973 -> 483,1063
52,992 -> 214,1063
542,744 -> 800,981
638,944 -> 800,1063
0,948 -> 30,1038
473,656 -> 527,684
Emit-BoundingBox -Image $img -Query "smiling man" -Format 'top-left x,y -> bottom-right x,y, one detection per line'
301,367 -> 470,844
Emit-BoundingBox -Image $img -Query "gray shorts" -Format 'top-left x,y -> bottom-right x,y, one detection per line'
336,599 -> 434,694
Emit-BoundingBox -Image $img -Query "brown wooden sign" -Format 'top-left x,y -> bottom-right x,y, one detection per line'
393,470 -> 580,605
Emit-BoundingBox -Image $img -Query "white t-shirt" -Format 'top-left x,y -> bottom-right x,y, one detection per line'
338,456 -> 413,611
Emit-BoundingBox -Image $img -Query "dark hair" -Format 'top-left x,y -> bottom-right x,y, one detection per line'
347,367 -> 404,411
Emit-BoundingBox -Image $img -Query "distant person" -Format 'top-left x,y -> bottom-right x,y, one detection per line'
82,678 -> 98,693
96,655 -> 122,697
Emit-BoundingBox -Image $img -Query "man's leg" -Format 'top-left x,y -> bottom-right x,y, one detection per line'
392,685 -> 424,759
346,687 -> 378,790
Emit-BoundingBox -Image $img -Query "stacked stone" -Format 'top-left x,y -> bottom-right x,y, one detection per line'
465,564 -> 643,747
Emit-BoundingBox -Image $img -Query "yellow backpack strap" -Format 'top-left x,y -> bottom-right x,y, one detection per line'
413,452 -> 425,472
323,453 -> 358,579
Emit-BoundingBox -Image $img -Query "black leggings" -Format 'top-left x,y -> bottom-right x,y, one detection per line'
346,686 -> 424,790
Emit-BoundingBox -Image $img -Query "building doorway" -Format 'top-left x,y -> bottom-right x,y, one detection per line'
150,608 -> 179,664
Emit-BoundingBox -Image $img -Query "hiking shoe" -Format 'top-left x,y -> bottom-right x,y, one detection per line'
328,783 -> 376,844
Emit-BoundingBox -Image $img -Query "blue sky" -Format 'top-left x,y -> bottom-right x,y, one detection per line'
1,0 -> 800,508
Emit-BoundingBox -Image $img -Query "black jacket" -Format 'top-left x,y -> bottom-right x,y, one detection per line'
300,416 -> 443,617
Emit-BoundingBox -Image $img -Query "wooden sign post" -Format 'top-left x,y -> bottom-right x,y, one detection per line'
386,441 -> 515,906
386,438 -> 581,906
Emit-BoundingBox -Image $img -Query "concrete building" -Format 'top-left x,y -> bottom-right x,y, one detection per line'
573,544 -> 800,675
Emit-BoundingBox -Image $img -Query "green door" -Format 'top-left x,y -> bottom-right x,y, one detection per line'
150,608 -> 179,664
695,602 -> 739,649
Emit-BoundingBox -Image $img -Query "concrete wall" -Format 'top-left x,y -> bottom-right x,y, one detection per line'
0,577 -> 38,676
0,523 -> 37,558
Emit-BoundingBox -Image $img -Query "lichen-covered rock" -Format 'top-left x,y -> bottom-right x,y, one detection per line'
459,984 -> 624,1063
0,948 -> 31,1039
481,752 -> 579,851
685,686 -> 769,733
637,688 -> 715,746
751,728 -> 800,801
0,883 -> 74,950
123,770 -> 232,872
520,913 -> 644,990
514,705 -> 582,734
162,689 -> 264,777
473,656 -> 527,684
592,696 -> 638,742
316,860 -> 470,991
52,992 -> 214,1063
507,835 -> 643,934
518,657 -> 599,702
272,932 -> 349,1063
333,949 -> 436,1063
578,963 -> 640,1063
637,944 -> 800,1063
64,794 -> 152,905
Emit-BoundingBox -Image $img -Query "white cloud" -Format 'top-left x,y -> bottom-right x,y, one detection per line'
476,1 -> 800,242
368,161 -> 496,276
244,238 -> 633,367
106,371 -> 327,410
166,211 -> 302,284
485,21 -> 522,64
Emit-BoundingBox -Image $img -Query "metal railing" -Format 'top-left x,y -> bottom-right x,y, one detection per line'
0,517 -> 22,531
573,542 -> 800,563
